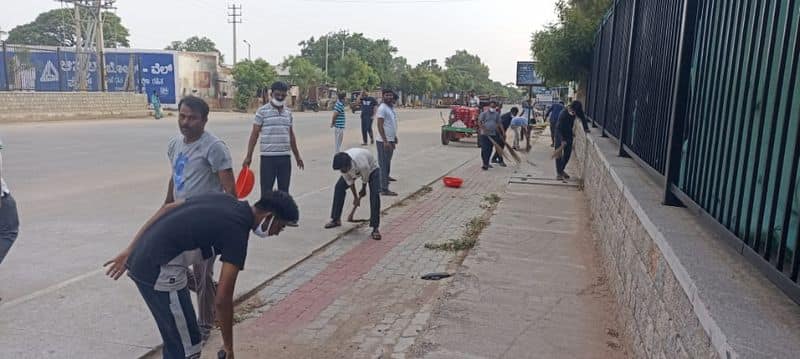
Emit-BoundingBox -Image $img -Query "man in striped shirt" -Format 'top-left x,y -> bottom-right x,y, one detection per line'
331,92 -> 347,153
243,82 -> 304,226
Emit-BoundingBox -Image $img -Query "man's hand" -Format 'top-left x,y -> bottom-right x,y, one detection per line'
353,195 -> 361,208
296,158 -> 305,170
359,187 -> 367,198
383,141 -> 392,150
242,157 -> 252,168
103,249 -> 132,280
395,136 -> 399,146
224,348 -> 234,359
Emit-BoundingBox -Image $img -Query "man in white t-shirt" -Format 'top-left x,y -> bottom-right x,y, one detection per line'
376,89 -> 399,196
325,148 -> 382,240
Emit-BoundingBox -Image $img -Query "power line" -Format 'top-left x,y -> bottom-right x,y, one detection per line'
227,4 -> 241,64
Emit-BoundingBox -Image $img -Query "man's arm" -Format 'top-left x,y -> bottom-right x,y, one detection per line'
243,124 -> 260,168
289,127 -> 304,170
218,169 -> 236,197
330,107 -> 338,128
350,183 -> 360,206
164,177 -> 175,205
216,262 -> 240,358
104,199 -> 185,280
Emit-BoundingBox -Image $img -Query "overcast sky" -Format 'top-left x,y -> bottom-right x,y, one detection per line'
1,0 -> 558,84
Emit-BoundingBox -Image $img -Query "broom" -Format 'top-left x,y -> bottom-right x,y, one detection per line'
487,136 -> 521,164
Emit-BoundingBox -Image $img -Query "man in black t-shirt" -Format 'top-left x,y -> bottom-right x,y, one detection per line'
492,107 -> 518,166
104,191 -> 299,359
359,91 -> 379,145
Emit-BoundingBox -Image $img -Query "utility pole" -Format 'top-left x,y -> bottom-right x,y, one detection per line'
59,1 -> 115,91
325,35 -> 329,77
227,4 -> 242,64
96,0 -> 106,91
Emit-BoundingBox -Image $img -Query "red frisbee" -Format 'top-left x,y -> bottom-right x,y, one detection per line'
443,176 -> 464,188
236,166 -> 255,199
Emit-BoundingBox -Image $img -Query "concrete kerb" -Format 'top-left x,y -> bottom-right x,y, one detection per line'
136,155 -> 477,359
580,132 -> 735,359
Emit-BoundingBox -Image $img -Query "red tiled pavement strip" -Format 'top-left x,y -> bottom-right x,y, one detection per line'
245,163 -> 489,337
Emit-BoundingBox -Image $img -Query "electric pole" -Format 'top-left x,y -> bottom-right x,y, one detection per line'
228,4 -> 242,64
59,1 -> 116,91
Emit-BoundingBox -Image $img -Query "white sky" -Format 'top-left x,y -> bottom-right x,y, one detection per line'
0,0 -> 558,84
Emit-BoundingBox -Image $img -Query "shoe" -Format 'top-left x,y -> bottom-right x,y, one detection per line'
381,190 -> 398,196
361,143 -> 368,146
487,164 -> 494,169
287,221 -> 299,227
551,143 -> 555,147
371,230 -> 382,240
556,174 -> 564,181
482,166 -> 488,171
324,221 -> 341,229
562,172 -> 571,179
498,162 -> 507,167
388,176 -> 397,182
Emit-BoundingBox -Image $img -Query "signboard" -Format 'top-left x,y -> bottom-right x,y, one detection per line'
0,48 -> 177,105
536,94 -> 553,103
516,61 -> 543,86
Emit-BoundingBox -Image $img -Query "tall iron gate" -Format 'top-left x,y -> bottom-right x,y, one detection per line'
586,0 -> 800,301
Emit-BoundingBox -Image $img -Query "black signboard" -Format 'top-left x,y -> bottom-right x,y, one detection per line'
516,61 -> 542,86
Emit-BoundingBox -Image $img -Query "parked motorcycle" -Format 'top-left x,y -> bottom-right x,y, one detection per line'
301,99 -> 319,112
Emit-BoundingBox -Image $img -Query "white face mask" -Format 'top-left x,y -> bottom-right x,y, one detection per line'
271,98 -> 285,107
489,108 -> 496,113
253,215 -> 276,238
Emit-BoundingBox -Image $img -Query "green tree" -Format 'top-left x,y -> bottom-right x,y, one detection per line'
165,36 -> 224,63
282,56 -> 326,108
531,0 -> 612,89
442,50 -> 492,93
331,53 -> 380,92
298,30 -> 398,86
7,8 -> 130,47
232,59 -> 277,111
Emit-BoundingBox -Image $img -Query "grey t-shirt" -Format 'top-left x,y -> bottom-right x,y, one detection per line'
479,111 -> 501,136
167,131 -> 233,200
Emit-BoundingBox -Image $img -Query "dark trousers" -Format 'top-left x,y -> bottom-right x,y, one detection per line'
491,131 -> 506,163
479,135 -> 494,167
0,193 -> 20,265
376,141 -> 395,191
361,114 -> 374,144
260,155 -> 292,194
331,169 -> 381,229
555,136 -> 574,175
549,121 -> 557,145
135,281 -> 202,359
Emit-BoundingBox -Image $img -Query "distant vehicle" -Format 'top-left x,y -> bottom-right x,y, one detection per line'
301,99 -> 319,112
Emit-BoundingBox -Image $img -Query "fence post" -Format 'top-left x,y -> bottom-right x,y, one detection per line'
2,42 -> 8,91
618,0 -> 639,156
663,0 -> 699,206
57,47 -> 64,91
600,1 -> 618,138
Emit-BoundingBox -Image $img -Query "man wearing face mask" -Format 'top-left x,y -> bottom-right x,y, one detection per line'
478,101 -> 505,170
104,190 -> 298,359
376,89 -> 399,196
160,96 -> 237,344
244,81 -> 305,207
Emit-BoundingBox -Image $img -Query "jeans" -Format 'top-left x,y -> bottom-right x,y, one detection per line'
0,193 -> 19,265
334,127 -> 345,154
479,135 -> 494,167
550,120 -> 558,145
135,281 -> 202,359
331,169 -> 381,229
491,132 -> 506,163
361,114 -> 374,144
260,155 -> 292,194
376,141 -> 395,192
555,136 -> 574,175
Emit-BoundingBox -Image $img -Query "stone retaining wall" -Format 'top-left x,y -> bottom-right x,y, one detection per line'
573,130 -> 717,358
0,92 -> 147,122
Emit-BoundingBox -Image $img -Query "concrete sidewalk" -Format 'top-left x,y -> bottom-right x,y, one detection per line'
416,135 -> 629,358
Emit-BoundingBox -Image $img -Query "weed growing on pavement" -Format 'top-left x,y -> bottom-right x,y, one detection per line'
484,193 -> 501,205
425,217 -> 490,252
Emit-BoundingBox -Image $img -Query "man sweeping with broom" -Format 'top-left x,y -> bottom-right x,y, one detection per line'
324,148 -> 382,240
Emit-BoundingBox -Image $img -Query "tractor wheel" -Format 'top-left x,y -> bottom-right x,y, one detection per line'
441,129 -> 450,145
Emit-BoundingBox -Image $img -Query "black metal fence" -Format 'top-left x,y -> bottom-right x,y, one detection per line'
586,0 -> 800,302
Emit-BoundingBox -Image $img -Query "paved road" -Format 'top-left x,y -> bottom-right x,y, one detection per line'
0,108 -> 479,358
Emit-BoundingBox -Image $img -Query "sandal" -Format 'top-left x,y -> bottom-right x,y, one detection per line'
324,221 -> 341,229
371,231 -> 382,240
